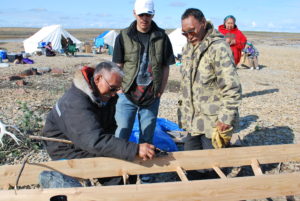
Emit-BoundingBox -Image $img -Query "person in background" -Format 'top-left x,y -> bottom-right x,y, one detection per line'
61,37 -> 68,54
112,0 -> 175,144
242,41 -> 260,70
179,8 -> 242,156
67,37 -> 74,46
13,55 -> 25,64
45,42 -> 56,57
42,61 -> 155,186
218,15 -> 247,65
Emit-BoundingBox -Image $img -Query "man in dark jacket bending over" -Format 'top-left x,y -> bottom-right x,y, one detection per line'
42,61 -> 155,185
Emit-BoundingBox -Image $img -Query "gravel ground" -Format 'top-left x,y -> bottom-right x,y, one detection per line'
0,35 -> 300,200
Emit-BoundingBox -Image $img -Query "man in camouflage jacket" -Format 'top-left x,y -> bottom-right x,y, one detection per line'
178,8 -> 242,151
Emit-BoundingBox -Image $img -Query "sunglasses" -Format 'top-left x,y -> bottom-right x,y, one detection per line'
182,29 -> 196,37
138,13 -> 153,17
102,76 -> 120,92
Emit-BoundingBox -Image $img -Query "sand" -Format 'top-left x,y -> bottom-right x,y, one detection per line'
0,30 -> 300,165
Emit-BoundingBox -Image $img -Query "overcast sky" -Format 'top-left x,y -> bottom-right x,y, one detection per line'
0,0 -> 299,32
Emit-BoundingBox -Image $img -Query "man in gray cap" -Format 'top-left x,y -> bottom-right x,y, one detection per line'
113,0 -> 175,145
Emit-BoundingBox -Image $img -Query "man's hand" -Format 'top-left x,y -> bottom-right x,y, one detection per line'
117,89 -> 124,94
156,92 -> 163,98
216,121 -> 231,132
138,143 -> 155,161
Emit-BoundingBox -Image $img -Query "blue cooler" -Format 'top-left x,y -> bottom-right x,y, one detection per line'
0,50 -> 7,60
38,42 -> 46,48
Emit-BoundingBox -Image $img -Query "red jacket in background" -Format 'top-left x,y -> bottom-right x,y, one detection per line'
218,24 -> 247,65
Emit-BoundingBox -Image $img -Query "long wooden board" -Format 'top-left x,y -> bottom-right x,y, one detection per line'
1,144 -> 300,188
1,173 -> 300,201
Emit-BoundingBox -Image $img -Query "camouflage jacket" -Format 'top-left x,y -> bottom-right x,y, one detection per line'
178,22 -> 242,138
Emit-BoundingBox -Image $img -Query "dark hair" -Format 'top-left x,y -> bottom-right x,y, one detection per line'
224,15 -> 236,24
181,8 -> 205,22
223,15 -> 237,29
94,61 -> 124,77
67,37 -> 74,45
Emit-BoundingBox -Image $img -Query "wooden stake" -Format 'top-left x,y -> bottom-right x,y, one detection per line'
251,159 -> 263,176
122,172 -> 128,185
29,135 -> 73,144
176,167 -> 188,182
212,166 -> 227,179
14,153 -> 30,194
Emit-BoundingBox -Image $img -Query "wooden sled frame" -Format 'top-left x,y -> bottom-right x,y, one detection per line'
1,144 -> 300,201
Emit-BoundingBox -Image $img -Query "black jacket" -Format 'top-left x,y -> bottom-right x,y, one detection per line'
42,67 -> 138,161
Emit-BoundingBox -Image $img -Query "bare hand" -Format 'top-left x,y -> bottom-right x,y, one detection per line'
156,92 -> 162,98
225,38 -> 231,44
216,121 -> 232,132
138,143 -> 155,161
230,39 -> 236,45
117,89 -> 124,94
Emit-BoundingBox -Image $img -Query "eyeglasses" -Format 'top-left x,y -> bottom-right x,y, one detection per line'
138,13 -> 153,17
182,29 -> 196,37
102,76 -> 120,93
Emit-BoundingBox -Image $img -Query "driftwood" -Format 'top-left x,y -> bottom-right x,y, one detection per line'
28,135 -> 73,144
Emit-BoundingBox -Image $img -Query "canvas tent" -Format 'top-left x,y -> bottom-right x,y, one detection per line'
168,28 -> 187,57
23,25 -> 82,54
94,30 -> 118,48
94,31 -> 110,48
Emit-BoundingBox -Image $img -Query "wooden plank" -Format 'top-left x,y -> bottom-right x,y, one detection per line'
251,159 -> 263,176
212,166 -> 227,179
0,144 -> 300,187
1,173 -> 300,201
176,166 -> 188,181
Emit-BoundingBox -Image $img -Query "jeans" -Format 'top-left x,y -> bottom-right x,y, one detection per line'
115,93 -> 160,144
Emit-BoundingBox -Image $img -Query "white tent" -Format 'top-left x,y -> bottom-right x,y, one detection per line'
23,24 -> 82,54
103,30 -> 118,48
168,28 -> 187,57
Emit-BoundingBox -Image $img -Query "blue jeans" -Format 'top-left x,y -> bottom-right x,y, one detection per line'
115,93 -> 160,144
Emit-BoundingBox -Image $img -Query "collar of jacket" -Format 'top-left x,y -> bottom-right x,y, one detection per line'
126,20 -> 165,42
73,66 -> 107,107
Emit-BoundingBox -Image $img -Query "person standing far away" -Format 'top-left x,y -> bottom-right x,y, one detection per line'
178,8 -> 242,167
218,15 -> 247,65
112,0 -> 175,144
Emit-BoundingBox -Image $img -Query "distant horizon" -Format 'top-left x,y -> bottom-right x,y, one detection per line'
1,0 -> 299,33
1,26 -> 300,34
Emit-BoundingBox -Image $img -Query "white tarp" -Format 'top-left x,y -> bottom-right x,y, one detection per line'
168,28 -> 187,57
103,30 -> 118,48
23,25 -> 82,54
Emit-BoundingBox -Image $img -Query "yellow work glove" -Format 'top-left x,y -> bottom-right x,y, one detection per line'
211,127 -> 233,149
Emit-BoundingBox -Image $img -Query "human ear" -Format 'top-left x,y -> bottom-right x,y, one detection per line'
94,74 -> 102,85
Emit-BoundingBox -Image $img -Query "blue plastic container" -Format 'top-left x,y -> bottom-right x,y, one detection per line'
38,42 -> 47,48
0,50 -> 7,59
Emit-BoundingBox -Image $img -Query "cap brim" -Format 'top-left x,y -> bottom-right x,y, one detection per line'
135,9 -> 154,15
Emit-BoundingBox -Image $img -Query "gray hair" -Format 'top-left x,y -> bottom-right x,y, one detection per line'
94,61 -> 124,77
